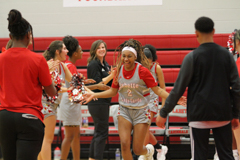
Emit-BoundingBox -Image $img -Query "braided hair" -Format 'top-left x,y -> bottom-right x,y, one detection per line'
43,40 -> 63,61
63,35 -> 79,58
114,39 -> 150,84
7,9 -> 34,49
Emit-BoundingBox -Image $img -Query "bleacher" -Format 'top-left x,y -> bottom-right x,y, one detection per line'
0,34 -> 229,159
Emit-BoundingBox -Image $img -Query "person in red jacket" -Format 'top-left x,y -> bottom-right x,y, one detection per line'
0,9 -> 56,160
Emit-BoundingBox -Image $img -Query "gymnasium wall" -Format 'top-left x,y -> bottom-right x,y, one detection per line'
0,0 -> 240,38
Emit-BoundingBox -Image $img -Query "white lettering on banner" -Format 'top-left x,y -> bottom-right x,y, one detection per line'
80,130 -> 86,133
168,130 -> 189,134
109,130 -> 118,134
63,0 -> 162,7
150,130 -> 156,134
81,109 -> 88,114
168,105 -> 187,118
172,109 -> 186,114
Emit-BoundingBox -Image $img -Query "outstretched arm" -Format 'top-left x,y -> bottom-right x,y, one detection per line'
102,66 -> 116,84
151,86 -> 186,107
86,82 -> 110,91
151,86 -> 169,99
83,87 -> 118,104
159,51 -> 193,120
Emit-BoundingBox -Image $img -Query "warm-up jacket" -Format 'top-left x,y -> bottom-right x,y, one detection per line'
160,42 -> 240,122
87,59 -> 112,105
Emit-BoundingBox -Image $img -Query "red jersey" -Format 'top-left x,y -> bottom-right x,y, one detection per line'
236,58 -> 240,76
111,63 -> 158,88
0,48 -> 52,121
65,60 -> 77,74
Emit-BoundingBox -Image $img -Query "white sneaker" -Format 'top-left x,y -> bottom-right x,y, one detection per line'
138,144 -> 154,160
156,145 -> 168,160
233,150 -> 239,160
214,152 -> 219,160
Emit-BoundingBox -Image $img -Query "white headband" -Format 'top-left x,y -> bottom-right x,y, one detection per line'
122,46 -> 137,58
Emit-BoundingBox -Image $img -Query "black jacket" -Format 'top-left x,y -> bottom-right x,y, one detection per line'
160,43 -> 240,122
87,59 -> 112,105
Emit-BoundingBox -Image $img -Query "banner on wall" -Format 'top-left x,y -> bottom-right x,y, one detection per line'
63,0 -> 162,7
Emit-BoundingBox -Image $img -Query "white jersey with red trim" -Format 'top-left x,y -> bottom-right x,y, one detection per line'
63,63 -> 71,88
118,62 -> 150,109
149,63 -> 159,100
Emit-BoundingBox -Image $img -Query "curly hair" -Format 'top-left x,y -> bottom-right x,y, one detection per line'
114,39 -> 150,84
63,35 -> 79,58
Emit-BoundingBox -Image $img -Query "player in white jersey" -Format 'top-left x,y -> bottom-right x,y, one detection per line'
83,39 -> 186,160
60,36 -> 109,160
143,46 -> 168,160
38,40 -> 73,160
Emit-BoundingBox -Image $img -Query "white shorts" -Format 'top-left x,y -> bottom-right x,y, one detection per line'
118,105 -> 151,126
59,92 -> 82,126
42,102 -> 58,119
148,97 -> 159,115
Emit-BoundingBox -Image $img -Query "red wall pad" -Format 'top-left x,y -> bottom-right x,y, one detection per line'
0,34 -> 229,52
75,50 -> 189,67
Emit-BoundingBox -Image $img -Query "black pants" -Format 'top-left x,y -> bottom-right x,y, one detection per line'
0,110 -> 44,160
190,123 -> 234,160
88,104 -> 109,160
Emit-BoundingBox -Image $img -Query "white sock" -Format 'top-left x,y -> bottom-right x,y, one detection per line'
146,147 -> 150,156
233,149 -> 238,155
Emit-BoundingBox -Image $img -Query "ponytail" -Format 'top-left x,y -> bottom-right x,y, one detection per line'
43,41 -> 63,61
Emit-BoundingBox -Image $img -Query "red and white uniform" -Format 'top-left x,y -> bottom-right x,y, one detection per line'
148,62 -> 159,114
112,62 -> 158,107
59,61 -> 82,126
112,62 -> 158,125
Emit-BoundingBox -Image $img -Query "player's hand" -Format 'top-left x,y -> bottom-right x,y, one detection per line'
47,59 -> 60,72
232,118 -> 239,130
97,82 -> 110,90
156,115 -> 167,128
108,66 -> 116,75
82,92 -> 95,104
83,79 -> 96,84
177,96 -> 187,107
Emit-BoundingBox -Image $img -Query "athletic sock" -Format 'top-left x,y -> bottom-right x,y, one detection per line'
233,149 -> 238,155
153,143 -> 161,159
153,143 -> 162,149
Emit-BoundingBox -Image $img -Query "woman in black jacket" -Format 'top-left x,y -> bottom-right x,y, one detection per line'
87,40 -> 114,160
